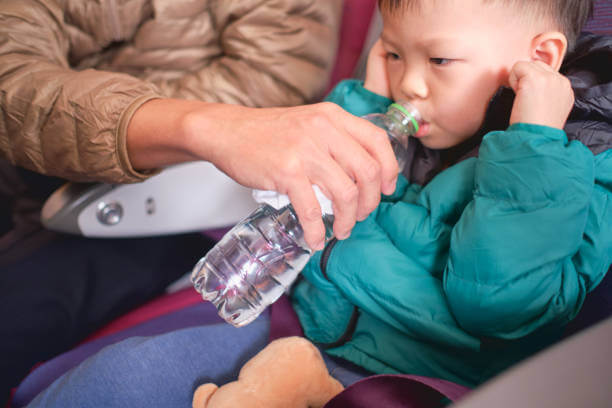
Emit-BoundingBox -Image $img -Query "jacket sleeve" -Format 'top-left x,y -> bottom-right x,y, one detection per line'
443,123 -> 612,339
0,0 -> 163,183
151,0 -> 344,107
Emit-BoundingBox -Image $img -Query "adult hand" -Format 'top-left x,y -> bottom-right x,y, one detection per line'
127,99 -> 399,250
363,39 -> 392,97
508,60 -> 574,129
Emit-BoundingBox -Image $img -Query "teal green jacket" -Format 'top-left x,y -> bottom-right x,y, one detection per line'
291,80 -> 612,386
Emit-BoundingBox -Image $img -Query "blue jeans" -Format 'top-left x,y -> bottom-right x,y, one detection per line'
27,315 -> 370,408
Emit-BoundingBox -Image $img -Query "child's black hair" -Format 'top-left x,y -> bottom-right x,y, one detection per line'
378,0 -> 594,51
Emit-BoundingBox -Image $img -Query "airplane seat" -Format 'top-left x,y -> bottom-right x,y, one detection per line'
8,1 -> 612,407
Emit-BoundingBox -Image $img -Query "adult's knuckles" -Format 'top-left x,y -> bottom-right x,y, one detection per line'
301,205 -> 324,223
303,111 -> 335,133
277,154 -> 304,181
371,126 -> 389,142
337,181 -> 359,205
359,188 -> 380,209
360,158 -> 381,183
317,101 -> 342,114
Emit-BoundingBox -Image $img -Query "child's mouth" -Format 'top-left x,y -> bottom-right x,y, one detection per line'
414,123 -> 429,138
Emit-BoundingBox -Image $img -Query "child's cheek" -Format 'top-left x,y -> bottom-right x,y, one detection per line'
439,104 -> 487,141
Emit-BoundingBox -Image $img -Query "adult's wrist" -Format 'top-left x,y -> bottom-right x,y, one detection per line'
117,94 -> 162,180
178,101 -> 247,167
126,98 -> 216,170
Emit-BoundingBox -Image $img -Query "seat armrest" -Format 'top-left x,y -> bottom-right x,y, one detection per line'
41,162 -> 257,237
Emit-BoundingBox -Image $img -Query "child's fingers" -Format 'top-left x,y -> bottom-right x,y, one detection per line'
508,61 -> 532,92
509,60 -> 558,91
508,60 -> 574,128
368,38 -> 387,58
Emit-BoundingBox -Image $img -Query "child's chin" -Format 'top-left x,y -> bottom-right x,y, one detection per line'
419,132 -> 472,150
418,137 -> 448,150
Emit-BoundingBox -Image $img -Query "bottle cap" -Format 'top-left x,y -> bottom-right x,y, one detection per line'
389,102 -> 420,134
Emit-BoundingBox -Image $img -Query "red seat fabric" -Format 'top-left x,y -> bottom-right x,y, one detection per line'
82,287 -> 202,342
326,0 -> 377,93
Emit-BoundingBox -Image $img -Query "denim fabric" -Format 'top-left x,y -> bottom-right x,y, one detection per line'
27,315 -> 369,408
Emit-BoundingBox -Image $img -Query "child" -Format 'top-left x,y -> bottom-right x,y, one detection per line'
20,0 -> 611,406
292,0 -> 611,387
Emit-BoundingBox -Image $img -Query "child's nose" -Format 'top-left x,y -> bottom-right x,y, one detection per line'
399,68 -> 428,100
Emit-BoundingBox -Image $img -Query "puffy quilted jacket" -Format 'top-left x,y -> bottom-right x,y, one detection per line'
0,0 -> 342,183
0,0 -> 342,260
292,33 -> 612,387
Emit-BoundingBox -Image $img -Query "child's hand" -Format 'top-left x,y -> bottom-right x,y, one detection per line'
363,39 -> 391,97
508,60 -> 574,129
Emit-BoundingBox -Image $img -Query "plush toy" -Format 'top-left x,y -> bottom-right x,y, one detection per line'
192,336 -> 344,408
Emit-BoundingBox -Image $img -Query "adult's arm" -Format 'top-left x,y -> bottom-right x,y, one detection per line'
126,97 -> 399,250
0,0 -> 402,246
0,0 -> 162,183
0,0 -> 343,183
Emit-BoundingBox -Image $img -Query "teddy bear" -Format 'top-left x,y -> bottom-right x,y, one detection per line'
192,336 -> 344,408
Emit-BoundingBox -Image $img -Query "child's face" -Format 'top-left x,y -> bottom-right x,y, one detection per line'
380,0 -> 536,149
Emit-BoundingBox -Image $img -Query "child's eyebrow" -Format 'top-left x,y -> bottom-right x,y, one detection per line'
380,33 -> 400,48
419,37 -> 460,48
381,32 -> 461,50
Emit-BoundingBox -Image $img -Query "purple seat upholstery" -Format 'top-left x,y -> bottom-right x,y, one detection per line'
584,1 -> 612,35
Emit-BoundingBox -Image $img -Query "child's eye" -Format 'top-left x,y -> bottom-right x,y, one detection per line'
430,58 -> 452,65
386,52 -> 400,61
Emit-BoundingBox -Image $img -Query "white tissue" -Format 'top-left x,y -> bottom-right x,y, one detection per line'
252,185 -> 333,215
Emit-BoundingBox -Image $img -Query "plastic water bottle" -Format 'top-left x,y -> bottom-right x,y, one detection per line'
191,101 -> 423,327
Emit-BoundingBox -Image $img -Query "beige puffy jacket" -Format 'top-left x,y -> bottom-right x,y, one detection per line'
0,0 -> 343,184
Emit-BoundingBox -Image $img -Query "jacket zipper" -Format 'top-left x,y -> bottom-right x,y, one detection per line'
319,237 -> 338,279
317,237 -> 360,349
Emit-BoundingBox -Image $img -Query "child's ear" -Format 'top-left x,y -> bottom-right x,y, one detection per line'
530,31 -> 567,71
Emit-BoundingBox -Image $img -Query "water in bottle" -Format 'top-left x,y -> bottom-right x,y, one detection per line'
192,101 -> 422,327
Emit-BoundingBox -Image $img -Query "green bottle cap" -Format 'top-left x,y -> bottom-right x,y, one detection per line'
390,103 -> 419,134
